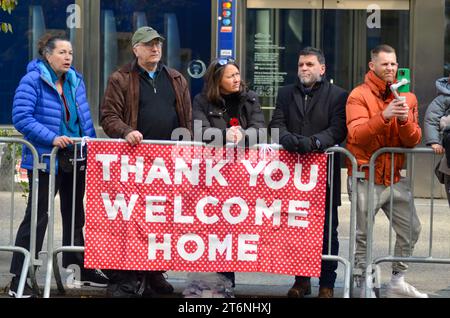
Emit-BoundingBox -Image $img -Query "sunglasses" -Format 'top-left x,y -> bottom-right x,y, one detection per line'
215,57 -> 236,70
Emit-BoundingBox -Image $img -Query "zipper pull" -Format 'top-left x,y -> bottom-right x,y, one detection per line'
154,87 -> 156,93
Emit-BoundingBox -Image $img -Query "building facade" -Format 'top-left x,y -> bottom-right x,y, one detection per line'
0,0 -> 448,195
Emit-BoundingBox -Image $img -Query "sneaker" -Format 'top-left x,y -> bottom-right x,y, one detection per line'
386,279 -> 428,298
287,278 -> 311,298
8,277 -> 35,298
73,269 -> 109,288
146,271 -> 174,295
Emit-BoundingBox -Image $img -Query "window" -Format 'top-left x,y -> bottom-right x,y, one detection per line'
0,0 -> 75,125
245,6 -> 410,119
98,0 -> 211,101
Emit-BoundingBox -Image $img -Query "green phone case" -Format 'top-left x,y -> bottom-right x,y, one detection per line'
397,68 -> 410,93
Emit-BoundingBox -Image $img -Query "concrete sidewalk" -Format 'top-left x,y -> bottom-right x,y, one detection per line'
1,191 -> 450,298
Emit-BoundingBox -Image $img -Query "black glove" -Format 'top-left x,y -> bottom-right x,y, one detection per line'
280,134 -> 300,152
297,136 -> 314,154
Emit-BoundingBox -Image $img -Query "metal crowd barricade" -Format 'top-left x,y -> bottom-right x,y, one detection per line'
323,146 -> 358,298
0,137 -> 45,298
364,147 -> 450,298
43,138 -> 205,298
252,144 -> 359,298
42,139 -> 358,298
43,140 -> 83,298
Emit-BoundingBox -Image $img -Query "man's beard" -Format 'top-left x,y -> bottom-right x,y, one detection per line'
299,74 -> 322,87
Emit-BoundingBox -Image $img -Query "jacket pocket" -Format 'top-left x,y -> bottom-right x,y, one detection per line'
207,110 -> 227,131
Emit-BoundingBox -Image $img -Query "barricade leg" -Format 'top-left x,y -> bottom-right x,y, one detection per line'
323,147 -> 359,298
16,248 -> 31,298
364,264 -> 377,298
52,246 -> 85,294
0,137 -> 44,298
53,250 -> 65,294
0,247 -> 30,298
322,255 -> 351,298
43,144 -> 89,297
43,147 -> 58,298
373,264 -> 381,298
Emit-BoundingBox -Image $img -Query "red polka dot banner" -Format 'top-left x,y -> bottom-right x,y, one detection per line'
84,141 -> 328,277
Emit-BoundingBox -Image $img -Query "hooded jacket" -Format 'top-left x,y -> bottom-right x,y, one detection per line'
346,70 -> 421,185
424,77 -> 450,175
424,77 -> 450,145
12,59 -> 96,171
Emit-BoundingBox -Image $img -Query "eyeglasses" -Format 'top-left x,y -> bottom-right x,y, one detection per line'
139,40 -> 163,48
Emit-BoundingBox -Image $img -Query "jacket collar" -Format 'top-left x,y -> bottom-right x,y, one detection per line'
34,59 -> 80,91
123,59 -> 181,82
293,78 -> 330,117
135,60 -> 162,76
124,59 -> 164,73
365,70 -> 393,101
218,89 -> 255,107
295,76 -> 323,96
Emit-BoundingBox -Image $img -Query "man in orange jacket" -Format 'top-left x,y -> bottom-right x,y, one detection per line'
346,44 -> 427,298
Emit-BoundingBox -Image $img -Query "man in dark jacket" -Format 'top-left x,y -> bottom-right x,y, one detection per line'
269,47 -> 348,298
100,26 -> 192,297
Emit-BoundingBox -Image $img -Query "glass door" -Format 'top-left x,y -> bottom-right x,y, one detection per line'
244,1 -> 320,123
243,0 -> 410,121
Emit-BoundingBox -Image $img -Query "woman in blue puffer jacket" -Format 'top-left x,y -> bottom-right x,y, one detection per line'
8,33 -> 107,297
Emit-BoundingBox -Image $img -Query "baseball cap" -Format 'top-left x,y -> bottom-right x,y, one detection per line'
131,26 -> 165,47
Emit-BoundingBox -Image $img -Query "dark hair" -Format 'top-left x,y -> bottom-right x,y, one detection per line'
299,47 -> 325,65
203,58 -> 246,105
37,32 -> 70,61
370,44 -> 396,60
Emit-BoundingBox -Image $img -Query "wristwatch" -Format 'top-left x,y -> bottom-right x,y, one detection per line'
312,137 -> 321,150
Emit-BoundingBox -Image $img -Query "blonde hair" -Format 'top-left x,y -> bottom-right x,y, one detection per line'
370,44 -> 396,60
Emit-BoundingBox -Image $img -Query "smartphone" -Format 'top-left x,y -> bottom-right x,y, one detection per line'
397,68 -> 410,93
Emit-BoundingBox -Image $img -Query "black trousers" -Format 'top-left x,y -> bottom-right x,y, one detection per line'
295,204 -> 339,288
10,168 -> 86,276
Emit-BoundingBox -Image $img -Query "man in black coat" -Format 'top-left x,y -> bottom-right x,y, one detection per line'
269,47 -> 348,298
